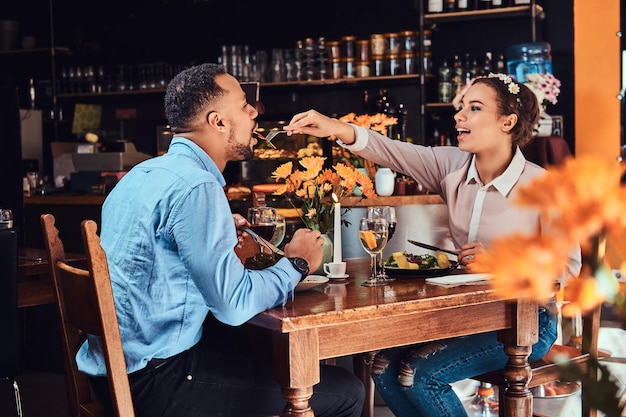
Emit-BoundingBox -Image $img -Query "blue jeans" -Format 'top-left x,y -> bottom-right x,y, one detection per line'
91,318 -> 365,417
370,306 -> 557,417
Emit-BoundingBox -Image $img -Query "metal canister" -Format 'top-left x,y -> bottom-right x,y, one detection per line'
343,57 -> 356,78
356,40 -> 370,62
330,58 -> 343,79
356,61 -> 371,78
370,34 -> 386,56
385,32 -> 401,55
399,30 -> 418,53
387,53 -> 402,76
327,40 -> 341,60
372,55 -> 387,76
400,51 -> 418,74
340,35 -> 357,59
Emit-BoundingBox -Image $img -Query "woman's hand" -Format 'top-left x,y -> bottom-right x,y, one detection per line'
458,241 -> 486,267
284,110 -> 357,144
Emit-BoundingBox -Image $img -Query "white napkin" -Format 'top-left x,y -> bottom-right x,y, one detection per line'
426,273 -> 491,286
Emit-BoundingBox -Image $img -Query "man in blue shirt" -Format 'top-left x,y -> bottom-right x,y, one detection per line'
85,63 -> 365,417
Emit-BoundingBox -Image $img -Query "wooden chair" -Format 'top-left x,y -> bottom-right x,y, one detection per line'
41,214 -> 135,417
473,303 -> 601,417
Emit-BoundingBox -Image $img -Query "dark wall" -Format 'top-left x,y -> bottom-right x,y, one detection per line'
0,78 -> 25,239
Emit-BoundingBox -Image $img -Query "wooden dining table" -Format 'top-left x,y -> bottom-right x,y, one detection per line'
17,247 -> 86,308
248,257 -> 539,417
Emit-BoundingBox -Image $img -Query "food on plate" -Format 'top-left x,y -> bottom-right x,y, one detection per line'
436,251 -> 451,268
385,251 -> 452,270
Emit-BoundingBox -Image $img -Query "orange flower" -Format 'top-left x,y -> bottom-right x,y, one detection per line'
469,233 -> 568,301
477,155 -> 626,319
271,156 -> 376,234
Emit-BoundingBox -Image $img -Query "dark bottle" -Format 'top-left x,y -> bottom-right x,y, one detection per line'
397,103 -> 408,142
495,53 -> 506,73
445,0 -> 456,12
438,59 -> 452,103
451,54 -> 464,96
482,52 -> 493,75
477,0 -> 492,9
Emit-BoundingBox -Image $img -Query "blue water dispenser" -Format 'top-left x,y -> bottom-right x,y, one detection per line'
505,42 -> 552,81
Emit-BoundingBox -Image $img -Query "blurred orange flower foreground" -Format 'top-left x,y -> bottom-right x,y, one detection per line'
470,155 -> 626,319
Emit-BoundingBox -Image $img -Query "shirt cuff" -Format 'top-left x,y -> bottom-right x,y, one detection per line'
336,124 -> 369,151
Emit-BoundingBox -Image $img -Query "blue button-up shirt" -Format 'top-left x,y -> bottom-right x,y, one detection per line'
76,137 -> 301,375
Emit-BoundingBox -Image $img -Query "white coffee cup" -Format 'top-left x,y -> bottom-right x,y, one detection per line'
323,261 -> 347,277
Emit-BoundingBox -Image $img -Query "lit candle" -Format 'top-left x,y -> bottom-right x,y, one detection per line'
332,193 -> 341,262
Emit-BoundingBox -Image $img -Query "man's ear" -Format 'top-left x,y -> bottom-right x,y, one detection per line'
502,114 -> 518,132
207,111 -> 225,130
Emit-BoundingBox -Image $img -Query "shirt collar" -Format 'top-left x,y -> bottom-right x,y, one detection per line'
465,147 -> 526,196
169,136 -> 226,186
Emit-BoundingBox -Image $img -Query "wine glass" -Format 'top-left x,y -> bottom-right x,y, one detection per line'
247,207 -> 277,255
366,206 -> 397,280
270,214 -> 286,248
359,217 -> 389,287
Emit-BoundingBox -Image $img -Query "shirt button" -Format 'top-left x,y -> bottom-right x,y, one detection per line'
186,374 -> 193,381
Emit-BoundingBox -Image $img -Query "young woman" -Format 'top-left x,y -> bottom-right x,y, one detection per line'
284,73 -> 581,416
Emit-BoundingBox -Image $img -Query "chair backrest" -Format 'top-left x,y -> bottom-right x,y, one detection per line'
0,228 -> 19,378
41,214 -> 135,417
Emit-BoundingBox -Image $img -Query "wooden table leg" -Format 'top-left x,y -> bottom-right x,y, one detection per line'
499,299 -> 538,417
501,345 -> 533,417
280,387 -> 314,417
273,330 -> 320,417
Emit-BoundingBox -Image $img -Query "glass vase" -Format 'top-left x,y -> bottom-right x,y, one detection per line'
312,234 -> 333,275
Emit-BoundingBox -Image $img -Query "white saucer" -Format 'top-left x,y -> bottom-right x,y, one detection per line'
296,275 -> 329,292
327,273 -> 349,279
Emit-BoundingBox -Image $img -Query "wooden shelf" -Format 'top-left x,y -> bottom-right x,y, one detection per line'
58,74 -> 421,99
424,5 -> 544,23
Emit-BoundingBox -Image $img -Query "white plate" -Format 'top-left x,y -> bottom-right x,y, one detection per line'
425,273 -> 491,286
296,275 -> 329,292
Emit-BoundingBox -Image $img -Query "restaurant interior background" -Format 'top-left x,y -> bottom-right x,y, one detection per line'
0,0 -> 577,237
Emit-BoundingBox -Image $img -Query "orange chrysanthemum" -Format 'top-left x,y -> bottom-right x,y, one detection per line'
478,155 -> 626,318
271,156 -> 376,234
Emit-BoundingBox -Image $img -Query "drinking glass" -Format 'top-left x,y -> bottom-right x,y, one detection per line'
270,214 -> 286,248
247,207 -> 277,255
366,206 -> 397,280
359,217 -> 389,287
0,209 -> 13,229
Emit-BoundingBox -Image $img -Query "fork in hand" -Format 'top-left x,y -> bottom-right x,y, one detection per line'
254,130 -> 287,149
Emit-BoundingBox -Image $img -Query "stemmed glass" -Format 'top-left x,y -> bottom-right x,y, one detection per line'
247,207 -> 277,256
359,217 -> 389,287
269,214 -> 286,248
366,206 -> 397,280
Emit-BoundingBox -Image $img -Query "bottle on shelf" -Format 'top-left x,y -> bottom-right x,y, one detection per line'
445,0 -> 456,12
495,53 -> 506,73
482,52 -> 493,75
438,59 -> 452,103
428,0 -> 444,13
457,0 -> 473,10
491,0 -> 505,8
451,54 -> 464,97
